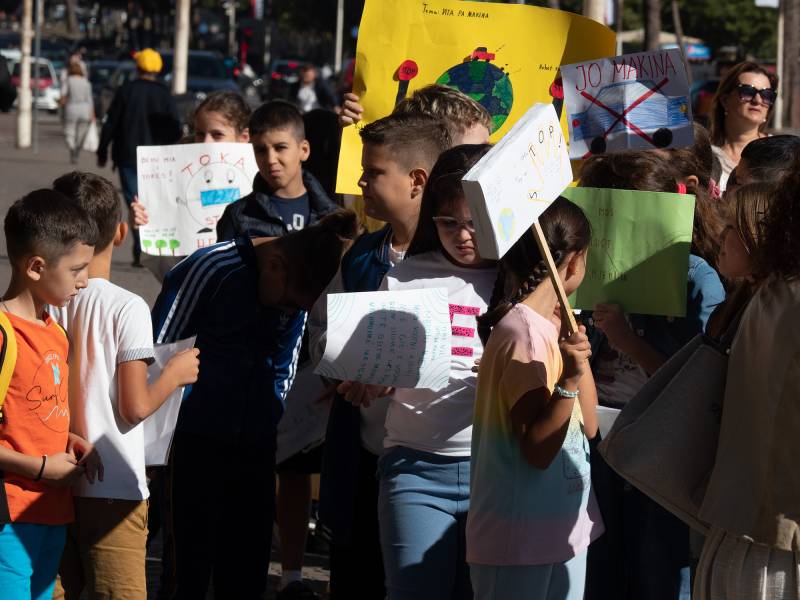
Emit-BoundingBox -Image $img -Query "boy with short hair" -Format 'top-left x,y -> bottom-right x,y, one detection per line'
308,112 -> 451,598
216,100 -> 339,240
48,172 -> 199,600
152,211 -> 361,599
340,84 -> 491,231
0,190 -> 102,599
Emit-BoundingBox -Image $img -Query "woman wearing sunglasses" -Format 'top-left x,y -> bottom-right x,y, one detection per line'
709,61 -> 778,191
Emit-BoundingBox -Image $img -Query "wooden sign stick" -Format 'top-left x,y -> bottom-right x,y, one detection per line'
532,220 -> 579,337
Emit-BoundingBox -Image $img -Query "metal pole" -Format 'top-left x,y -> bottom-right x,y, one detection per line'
335,0 -> 344,73
16,0 -> 33,149
227,2 -> 236,59
616,0 -> 624,54
32,0 -> 42,154
172,0 -> 189,94
775,0 -> 785,129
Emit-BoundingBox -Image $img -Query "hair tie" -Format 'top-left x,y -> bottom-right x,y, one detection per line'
708,178 -> 722,201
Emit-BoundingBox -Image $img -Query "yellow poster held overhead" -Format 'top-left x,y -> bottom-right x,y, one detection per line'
336,0 -> 616,195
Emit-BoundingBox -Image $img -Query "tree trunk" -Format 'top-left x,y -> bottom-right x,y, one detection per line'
65,0 -> 79,36
644,0 -> 661,51
671,0 -> 691,84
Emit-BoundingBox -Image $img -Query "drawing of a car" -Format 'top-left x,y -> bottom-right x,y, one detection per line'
570,79 -> 690,151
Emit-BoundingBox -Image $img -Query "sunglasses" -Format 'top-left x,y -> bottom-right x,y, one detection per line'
736,83 -> 776,107
432,216 -> 476,233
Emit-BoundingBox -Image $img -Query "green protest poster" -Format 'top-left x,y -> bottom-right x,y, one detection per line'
561,187 -> 695,317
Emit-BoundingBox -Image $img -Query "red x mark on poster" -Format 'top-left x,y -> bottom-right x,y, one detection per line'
578,77 -> 670,158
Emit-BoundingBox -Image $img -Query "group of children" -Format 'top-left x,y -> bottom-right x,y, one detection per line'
1,75 -> 799,600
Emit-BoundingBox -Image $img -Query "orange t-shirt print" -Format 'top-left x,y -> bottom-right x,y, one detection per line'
0,311 -> 73,524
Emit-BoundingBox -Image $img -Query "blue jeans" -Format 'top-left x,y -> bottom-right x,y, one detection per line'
0,522 -> 67,600
471,551 -> 587,600
118,164 -> 141,263
378,445 -> 471,600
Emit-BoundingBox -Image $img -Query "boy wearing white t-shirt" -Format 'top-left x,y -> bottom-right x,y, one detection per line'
49,172 -> 199,600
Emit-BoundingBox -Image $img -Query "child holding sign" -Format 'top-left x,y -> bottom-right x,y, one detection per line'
365,144 -> 497,599
579,151 -> 725,600
468,198 -> 602,599
310,113 -> 451,599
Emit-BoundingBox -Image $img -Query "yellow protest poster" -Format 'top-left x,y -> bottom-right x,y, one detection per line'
336,0 -> 616,194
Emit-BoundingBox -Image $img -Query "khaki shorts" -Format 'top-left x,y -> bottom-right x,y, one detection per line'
53,497 -> 149,600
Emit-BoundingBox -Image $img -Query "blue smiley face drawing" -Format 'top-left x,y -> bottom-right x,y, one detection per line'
182,162 -> 252,232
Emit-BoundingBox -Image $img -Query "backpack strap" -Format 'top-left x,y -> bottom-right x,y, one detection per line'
0,311 -> 18,423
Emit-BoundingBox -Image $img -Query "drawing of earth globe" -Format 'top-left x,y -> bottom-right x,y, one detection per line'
436,60 -> 513,133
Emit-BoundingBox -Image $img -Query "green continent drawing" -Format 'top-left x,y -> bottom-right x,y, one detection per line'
437,58 -> 513,133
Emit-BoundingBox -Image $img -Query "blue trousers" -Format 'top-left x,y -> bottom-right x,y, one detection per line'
0,522 -> 67,600
378,445 -> 472,600
471,551 -> 588,600
118,164 -> 141,263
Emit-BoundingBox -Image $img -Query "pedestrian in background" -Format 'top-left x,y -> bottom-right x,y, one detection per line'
97,48 -> 181,267
60,62 -> 93,165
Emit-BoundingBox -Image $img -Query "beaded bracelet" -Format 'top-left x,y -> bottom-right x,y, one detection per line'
554,384 -> 579,399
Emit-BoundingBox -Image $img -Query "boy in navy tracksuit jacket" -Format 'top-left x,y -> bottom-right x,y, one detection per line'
152,213 -> 360,600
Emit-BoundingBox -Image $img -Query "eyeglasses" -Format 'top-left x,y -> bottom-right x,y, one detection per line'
432,216 -> 476,233
736,83 -> 777,107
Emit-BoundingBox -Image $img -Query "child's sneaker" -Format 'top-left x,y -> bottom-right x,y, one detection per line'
276,580 -> 320,600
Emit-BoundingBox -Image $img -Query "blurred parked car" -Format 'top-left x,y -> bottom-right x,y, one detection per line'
99,60 -> 136,119
0,55 -> 17,112
268,59 -> 303,100
88,59 -> 121,119
160,50 -> 239,125
10,57 -> 61,112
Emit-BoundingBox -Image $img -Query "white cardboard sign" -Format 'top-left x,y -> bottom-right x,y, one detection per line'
143,336 -> 196,466
315,289 -> 452,391
562,48 -> 693,158
461,103 -> 572,260
136,143 -> 258,256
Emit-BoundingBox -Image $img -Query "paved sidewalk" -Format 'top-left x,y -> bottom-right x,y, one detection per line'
0,111 -> 331,599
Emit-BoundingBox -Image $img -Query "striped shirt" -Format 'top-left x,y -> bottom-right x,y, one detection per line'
151,237 -> 305,447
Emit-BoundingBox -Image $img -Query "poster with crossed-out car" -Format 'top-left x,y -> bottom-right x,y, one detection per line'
561,48 -> 694,159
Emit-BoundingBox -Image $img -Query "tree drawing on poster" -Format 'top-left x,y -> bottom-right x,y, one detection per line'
335,0 -> 616,195
137,143 -> 259,256
561,49 -> 694,158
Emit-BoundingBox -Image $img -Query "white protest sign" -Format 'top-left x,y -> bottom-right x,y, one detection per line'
562,48 -> 693,158
315,288 -> 452,390
461,103 -> 572,260
137,143 -> 258,257
276,364 -> 330,465
143,336 -> 196,466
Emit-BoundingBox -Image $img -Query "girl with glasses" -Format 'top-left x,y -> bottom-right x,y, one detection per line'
347,144 -> 497,600
709,61 -> 778,191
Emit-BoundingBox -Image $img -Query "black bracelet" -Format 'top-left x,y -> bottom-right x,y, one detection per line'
34,455 -> 46,481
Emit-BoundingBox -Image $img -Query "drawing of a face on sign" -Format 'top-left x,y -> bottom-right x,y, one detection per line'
182,156 -> 252,233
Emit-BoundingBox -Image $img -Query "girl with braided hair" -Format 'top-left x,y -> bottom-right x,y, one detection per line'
467,197 -> 603,599
346,144 -> 498,599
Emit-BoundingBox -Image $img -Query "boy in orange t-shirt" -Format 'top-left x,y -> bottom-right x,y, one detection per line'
0,189 -> 103,600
